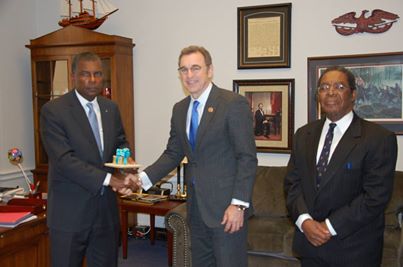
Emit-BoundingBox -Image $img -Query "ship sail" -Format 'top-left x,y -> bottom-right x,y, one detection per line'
58,0 -> 118,30
60,0 -> 118,19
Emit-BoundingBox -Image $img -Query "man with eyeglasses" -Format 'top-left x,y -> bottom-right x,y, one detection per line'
137,45 -> 257,266
284,66 -> 397,267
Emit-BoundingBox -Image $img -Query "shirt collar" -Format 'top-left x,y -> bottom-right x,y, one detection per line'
190,82 -> 212,107
75,90 -> 99,110
325,111 -> 354,134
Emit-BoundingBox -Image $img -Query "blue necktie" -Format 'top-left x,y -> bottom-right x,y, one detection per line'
189,101 -> 200,150
316,123 -> 336,187
87,103 -> 103,158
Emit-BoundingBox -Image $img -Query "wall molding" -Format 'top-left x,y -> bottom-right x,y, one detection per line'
0,169 -> 33,192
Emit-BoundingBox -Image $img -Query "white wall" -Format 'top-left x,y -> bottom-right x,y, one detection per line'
1,0 -> 402,224
100,0 -> 403,169
0,0 -> 36,191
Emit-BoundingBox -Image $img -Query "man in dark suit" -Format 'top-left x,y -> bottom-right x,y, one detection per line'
254,103 -> 269,137
284,66 -> 398,267
138,46 -> 257,266
40,52 -> 140,267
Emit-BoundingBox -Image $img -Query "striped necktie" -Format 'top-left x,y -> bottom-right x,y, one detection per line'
316,123 -> 336,187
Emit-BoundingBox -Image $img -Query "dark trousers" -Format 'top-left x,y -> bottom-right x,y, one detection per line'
49,223 -> 119,267
300,244 -> 382,267
301,257 -> 380,267
189,195 -> 248,267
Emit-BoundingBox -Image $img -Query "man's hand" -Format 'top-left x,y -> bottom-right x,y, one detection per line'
124,157 -> 140,174
221,204 -> 245,233
110,173 -> 141,195
127,173 -> 142,190
301,219 -> 331,247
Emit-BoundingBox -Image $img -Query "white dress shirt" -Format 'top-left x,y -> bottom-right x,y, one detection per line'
75,90 -> 111,186
296,111 -> 354,235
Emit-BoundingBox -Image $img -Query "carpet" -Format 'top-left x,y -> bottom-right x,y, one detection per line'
118,235 -> 168,266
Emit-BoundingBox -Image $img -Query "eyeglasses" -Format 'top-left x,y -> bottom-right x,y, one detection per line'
178,65 -> 203,75
318,82 -> 349,92
79,71 -> 103,79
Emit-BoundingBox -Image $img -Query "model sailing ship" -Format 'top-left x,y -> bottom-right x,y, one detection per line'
59,0 -> 118,30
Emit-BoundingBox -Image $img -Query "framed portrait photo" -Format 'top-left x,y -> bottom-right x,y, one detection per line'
233,79 -> 294,153
237,3 -> 291,69
308,52 -> 403,134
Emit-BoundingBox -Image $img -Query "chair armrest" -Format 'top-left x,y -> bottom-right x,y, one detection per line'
165,202 -> 191,267
166,202 -> 187,222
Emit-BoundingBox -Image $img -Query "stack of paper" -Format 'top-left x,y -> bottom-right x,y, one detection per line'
0,187 -> 25,201
0,211 -> 37,228
122,193 -> 168,204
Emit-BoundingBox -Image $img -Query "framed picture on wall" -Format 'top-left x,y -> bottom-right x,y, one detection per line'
233,79 -> 294,153
308,52 -> 403,134
237,3 -> 292,69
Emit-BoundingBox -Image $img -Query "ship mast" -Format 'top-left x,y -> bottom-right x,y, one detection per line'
92,0 -> 96,16
68,0 -> 72,18
79,0 -> 83,13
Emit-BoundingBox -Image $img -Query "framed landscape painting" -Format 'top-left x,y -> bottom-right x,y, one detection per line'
308,52 -> 403,134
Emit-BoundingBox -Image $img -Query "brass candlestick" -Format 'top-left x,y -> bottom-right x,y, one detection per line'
180,185 -> 187,198
176,184 -> 182,197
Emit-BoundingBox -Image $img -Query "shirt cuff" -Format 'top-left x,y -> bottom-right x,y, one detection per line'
295,213 -> 313,232
231,199 -> 250,208
325,218 -> 337,236
103,173 -> 112,186
139,171 -> 153,191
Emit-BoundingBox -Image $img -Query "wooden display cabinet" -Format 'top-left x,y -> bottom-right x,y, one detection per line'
26,26 -> 135,192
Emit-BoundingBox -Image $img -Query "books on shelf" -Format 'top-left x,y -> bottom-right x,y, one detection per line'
0,211 -> 37,228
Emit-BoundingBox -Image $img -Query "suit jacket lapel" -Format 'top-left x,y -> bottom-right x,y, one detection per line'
99,98 -> 111,161
318,114 -> 361,189
69,92 -> 92,138
307,119 -> 324,190
179,97 -> 192,153
69,92 -> 103,161
195,85 -> 219,150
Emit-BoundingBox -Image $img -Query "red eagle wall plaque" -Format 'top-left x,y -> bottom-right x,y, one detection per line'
332,9 -> 399,36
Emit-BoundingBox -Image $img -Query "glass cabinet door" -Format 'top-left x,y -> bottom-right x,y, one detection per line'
101,58 -> 111,98
34,60 -> 69,167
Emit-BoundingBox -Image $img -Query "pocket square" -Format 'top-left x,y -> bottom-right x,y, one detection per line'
345,162 -> 352,170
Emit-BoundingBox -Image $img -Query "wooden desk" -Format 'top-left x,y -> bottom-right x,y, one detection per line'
120,199 -> 183,266
0,214 -> 49,267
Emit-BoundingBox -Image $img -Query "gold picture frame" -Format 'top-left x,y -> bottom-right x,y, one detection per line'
233,79 -> 294,153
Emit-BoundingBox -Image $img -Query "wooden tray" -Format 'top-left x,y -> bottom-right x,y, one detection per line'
104,163 -> 141,169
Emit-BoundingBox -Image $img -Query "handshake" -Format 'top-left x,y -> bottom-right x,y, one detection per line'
110,172 -> 142,196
